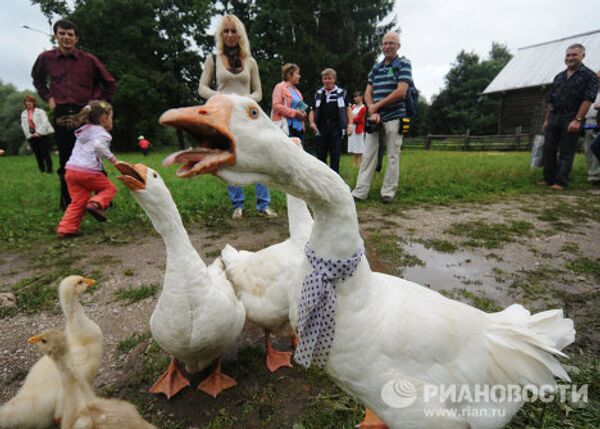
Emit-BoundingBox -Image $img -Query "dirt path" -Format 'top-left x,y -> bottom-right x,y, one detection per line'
1,191 -> 598,428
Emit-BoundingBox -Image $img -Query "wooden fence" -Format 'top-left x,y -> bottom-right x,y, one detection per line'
404,128 -> 532,151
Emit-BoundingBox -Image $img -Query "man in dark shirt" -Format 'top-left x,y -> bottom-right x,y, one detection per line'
32,19 -> 117,209
542,43 -> 598,190
308,68 -> 353,173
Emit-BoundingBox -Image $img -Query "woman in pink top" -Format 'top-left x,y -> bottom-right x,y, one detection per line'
272,63 -> 307,142
56,100 -> 119,238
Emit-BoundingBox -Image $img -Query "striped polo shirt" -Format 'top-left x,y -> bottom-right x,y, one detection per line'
368,56 -> 412,122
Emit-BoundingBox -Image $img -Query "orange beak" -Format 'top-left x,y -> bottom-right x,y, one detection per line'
84,278 -> 96,287
161,95 -> 236,178
28,335 -> 42,344
115,161 -> 148,191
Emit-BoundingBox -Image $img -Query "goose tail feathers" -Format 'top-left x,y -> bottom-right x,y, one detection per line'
486,304 -> 575,385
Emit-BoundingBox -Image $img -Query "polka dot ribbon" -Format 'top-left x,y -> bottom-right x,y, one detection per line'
294,244 -> 365,368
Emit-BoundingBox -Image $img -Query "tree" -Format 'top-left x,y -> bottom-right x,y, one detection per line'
408,96 -> 430,137
31,0 -> 216,150
218,0 -> 395,112
30,0 -> 397,148
429,43 -> 512,135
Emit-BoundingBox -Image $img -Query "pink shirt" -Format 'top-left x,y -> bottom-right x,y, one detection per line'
272,81 -> 304,124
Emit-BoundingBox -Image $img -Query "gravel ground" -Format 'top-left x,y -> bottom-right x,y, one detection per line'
0,190 -> 598,428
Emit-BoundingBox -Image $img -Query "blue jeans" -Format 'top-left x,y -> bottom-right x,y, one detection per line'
227,184 -> 270,211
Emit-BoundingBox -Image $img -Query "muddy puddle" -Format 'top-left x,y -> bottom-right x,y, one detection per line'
401,242 -> 515,307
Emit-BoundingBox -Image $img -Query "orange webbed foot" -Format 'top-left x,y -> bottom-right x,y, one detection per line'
197,357 -> 237,398
149,358 -> 190,399
357,408 -> 389,429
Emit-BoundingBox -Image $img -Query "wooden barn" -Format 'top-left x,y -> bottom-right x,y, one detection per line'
483,29 -> 600,135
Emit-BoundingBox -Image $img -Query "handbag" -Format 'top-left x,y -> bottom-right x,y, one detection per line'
530,135 -> 544,168
272,115 -> 290,135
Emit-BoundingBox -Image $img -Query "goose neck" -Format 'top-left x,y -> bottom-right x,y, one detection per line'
272,145 -> 363,259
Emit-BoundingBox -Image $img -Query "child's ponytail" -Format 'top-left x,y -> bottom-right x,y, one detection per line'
57,100 -> 113,129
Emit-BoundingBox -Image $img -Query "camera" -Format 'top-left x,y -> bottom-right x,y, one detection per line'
365,119 -> 381,134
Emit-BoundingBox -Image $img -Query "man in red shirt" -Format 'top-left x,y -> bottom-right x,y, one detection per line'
32,19 -> 117,209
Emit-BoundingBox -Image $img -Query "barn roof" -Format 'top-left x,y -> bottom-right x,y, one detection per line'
483,29 -> 600,94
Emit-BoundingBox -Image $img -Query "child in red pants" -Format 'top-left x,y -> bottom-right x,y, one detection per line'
57,101 -> 119,239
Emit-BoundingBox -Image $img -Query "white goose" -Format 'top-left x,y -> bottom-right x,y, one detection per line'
160,94 -> 575,429
115,162 -> 245,398
0,275 -> 102,429
221,190 -> 313,372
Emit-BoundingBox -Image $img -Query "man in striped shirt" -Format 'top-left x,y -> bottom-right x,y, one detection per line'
352,31 -> 412,203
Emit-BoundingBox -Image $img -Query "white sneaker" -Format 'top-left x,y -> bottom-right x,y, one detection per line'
258,207 -> 278,218
232,207 -> 243,219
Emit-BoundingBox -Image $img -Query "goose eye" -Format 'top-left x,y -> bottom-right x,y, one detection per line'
247,106 -> 259,119
153,172 -> 157,178
41,339 -> 47,344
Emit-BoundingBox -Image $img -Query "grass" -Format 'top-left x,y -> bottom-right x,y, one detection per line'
1,149 -> 598,428
113,283 -> 158,305
367,230 -> 425,274
537,201 -> 590,223
566,257 -> 600,281
506,352 -> 600,429
447,219 -> 535,249
204,411 -> 237,429
296,391 -> 363,429
0,149 -> 593,247
492,267 -> 507,283
135,340 -> 170,386
123,268 -> 136,276
440,288 -> 502,312
0,150 -> 286,247
10,274 -> 61,314
2,244 -> 89,316
560,243 -> 580,255
418,238 -> 458,253
116,332 -> 150,354
510,265 -> 565,303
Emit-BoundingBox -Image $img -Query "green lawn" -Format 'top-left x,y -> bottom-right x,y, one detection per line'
0,148 -> 592,246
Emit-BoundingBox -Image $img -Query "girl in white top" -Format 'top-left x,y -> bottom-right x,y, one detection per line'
57,101 -> 119,238
20,95 -> 54,173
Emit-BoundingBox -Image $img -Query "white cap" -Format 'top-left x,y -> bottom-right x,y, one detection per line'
138,135 -> 144,139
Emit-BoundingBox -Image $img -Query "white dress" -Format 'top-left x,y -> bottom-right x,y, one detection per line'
348,104 -> 366,154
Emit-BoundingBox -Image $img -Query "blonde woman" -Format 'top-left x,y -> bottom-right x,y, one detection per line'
198,15 -> 275,220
